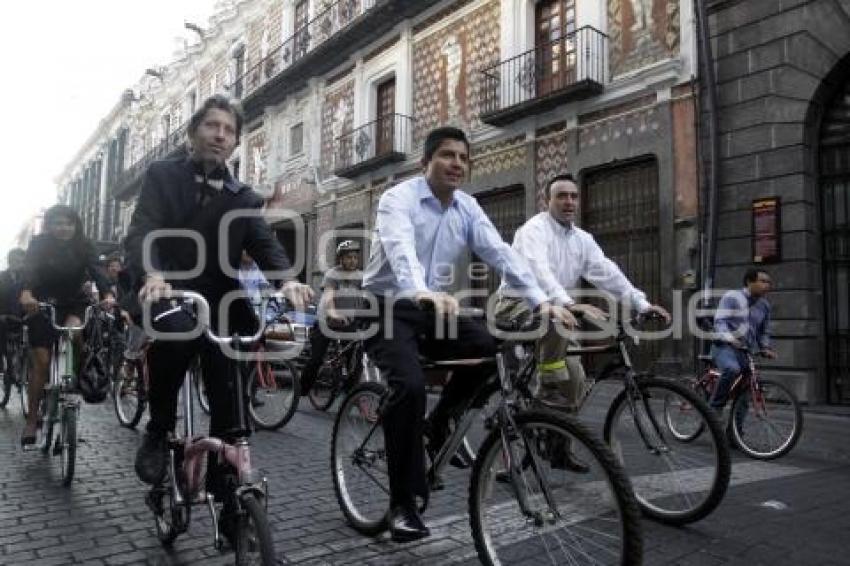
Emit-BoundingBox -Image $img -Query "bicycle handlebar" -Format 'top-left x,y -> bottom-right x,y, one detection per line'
149,290 -> 284,346
37,302 -> 95,332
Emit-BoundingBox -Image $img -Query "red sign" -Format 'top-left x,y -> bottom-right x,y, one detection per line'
752,198 -> 780,263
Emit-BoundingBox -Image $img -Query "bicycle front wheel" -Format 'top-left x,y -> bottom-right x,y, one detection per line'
604,377 -> 730,525
248,361 -> 300,431
114,360 -> 146,429
235,493 -> 276,566
331,382 -> 389,535
731,378 -> 803,460
470,410 -> 642,566
59,405 -> 78,487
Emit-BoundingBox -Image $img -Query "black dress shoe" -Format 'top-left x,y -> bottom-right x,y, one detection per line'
388,504 -> 430,543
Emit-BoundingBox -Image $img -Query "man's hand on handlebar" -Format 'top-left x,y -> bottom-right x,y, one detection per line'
414,291 -> 459,317
538,302 -> 579,329
643,304 -> 672,324
568,303 -> 607,322
280,280 -> 314,311
139,273 -> 172,303
19,290 -> 38,315
760,348 -> 778,359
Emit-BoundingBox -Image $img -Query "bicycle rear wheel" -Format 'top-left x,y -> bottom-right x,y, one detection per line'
604,377 -> 730,525
308,364 -> 338,411
663,377 -> 709,442
731,378 -> 802,460
114,360 -> 146,429
470,410 -> 642,565
248,360 -> 300,431
59,405 -> 78,487
331,382 -> 389,535
235,493 -> 276,566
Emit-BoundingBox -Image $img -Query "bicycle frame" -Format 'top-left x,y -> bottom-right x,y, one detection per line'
700,351 -> 766,416
353,347 -> 564,521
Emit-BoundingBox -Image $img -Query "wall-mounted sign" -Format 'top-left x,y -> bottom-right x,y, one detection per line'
752,197 -> 781,264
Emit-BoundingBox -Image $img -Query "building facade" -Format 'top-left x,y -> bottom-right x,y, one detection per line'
704,0 -> 850,404
59,0 -> 707,385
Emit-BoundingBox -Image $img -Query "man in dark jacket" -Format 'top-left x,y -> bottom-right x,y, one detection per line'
125,95 -> 312,504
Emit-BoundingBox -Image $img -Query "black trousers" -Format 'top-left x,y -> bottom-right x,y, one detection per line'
300,320 -> 331,394
145,300 -> 255,441
366,299 -> 496,508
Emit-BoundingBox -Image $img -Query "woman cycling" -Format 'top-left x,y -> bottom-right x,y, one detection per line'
18,205 -> 114,445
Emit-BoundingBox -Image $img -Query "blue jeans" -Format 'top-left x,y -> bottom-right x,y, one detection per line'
709,344 -> 750,411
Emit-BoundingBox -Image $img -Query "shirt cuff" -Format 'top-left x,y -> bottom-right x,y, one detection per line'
524,288 -> 549,310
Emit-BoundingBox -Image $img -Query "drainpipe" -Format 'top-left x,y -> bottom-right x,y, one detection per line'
694,0 -> 721,301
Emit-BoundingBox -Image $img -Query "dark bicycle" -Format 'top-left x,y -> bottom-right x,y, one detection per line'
0,315 -> 29,415
331,308 -> 643,565
308,333 -> 365,411
507,313 -> 732,525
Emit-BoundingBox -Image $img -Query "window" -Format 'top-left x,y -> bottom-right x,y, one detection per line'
294,0 -> 309,60
233,46 -> 246,98
290,122 -> 304,156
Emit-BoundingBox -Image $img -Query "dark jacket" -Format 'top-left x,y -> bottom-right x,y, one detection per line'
22,234 -> 111,303
124,157 -> 292,304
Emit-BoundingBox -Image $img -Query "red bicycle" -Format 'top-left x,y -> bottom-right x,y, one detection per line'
245,321 -> 301,431
666,349 -> 803,460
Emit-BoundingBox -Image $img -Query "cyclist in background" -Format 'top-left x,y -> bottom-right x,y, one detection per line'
0,248 -> 26,367
300,239 -> 363,396
18,205 -> 115,445
710,268 -> 776,412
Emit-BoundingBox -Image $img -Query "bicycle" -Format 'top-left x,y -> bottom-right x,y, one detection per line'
28,302 -> 95,487
511,313 -> 732,525
308,332 -> 364,411
331,308 -> 643,565
668,349 -> 803,460
245,320 -> 301,430
113,325 -> 151,429
0,315 -> 29,415
143,291 -> 276,565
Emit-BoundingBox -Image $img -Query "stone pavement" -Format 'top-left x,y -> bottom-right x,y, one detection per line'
1,383 -> 848,565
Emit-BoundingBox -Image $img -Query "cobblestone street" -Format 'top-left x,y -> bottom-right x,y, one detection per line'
1,383 -> 848,565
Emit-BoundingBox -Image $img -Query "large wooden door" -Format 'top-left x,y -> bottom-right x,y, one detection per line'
582,159 -> 661,370
535,0 -> 577,97
473,186 -> 527,305
294,0 -> 309,59
375,78 -> 396,156
821,76 -> 850,404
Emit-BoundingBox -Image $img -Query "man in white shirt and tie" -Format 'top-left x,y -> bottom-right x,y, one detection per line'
497,173 -> 670,413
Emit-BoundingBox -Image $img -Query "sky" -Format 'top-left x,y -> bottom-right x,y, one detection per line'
0,0 -> 221,265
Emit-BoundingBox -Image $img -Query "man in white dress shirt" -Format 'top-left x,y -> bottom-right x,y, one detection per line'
497,173 -> 670,413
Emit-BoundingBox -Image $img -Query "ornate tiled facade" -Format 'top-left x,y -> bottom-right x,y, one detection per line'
608,0 -> 681,77
471,135 -> 528,181
320,80 -> 355,175
577,104 -> 662,150
411,0 -> 501,147
244,129 -> 268,190
534,123 -> 569,211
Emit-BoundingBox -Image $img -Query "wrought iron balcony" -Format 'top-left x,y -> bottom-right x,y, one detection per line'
480,26 -> 607,127
232,0 -> 443,122
333,113 -> 413,178
113,121 -> 188,198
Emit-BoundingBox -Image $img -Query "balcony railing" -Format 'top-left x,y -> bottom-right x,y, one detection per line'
480,26 -> 607,126
113,121 -> 188,197
333,113 -> 413,178
231,0 -> 375,101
